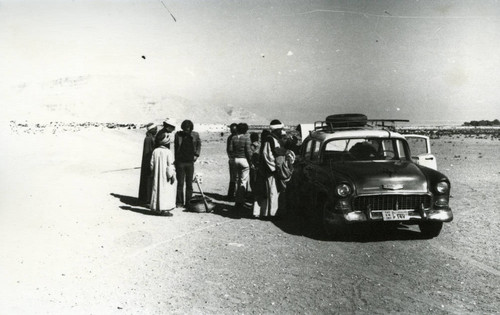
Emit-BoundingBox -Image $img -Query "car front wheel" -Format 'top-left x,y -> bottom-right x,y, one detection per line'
322,201 -> 352,240
418,221 -> 443,238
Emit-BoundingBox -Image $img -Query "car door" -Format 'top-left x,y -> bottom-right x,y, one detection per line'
302,139 -> 324,216
304,139 -> 323,183
288,138 -> 314,215
300,139 -> 316,187
405,134 -> 438,170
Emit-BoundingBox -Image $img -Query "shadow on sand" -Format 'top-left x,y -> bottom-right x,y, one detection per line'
119,205 -> 165,216
272,214 -> 427,242
202,192 -> 252,219
110,193 -> 144,207
110,193 -> 426,241
110,193 -> 162,216
110,192 -> 246,218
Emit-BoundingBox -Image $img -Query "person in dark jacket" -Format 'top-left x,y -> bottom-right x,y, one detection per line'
174,120 -> 201,207
226,123 -> 238,201
138,123 -> 158,203
228,123 -> 252,207
249,132 -> 261,194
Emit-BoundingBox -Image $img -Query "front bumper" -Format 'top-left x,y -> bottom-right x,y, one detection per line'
340,208 -> 453,223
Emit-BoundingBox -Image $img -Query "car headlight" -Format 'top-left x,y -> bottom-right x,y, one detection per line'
436,181 -> 449,194
336,183 -> 352,197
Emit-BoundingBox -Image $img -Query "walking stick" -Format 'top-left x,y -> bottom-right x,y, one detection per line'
194,174 -> 211,213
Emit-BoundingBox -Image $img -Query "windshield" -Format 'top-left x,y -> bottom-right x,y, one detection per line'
323,138 -> 410,162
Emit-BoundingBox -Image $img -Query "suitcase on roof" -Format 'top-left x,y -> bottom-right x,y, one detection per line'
325,113 -> 367,128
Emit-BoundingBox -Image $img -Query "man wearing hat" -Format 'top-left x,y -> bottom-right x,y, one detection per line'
155,118 -> 176,148
253,119 -> 286,218
138,122 -> 158,203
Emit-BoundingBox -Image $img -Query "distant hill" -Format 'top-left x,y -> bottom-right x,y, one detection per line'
3,75 -> 267,125
462,119 -> 500,127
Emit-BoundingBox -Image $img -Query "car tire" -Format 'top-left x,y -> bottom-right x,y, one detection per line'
322,201 -> 352,241
418,221 -> 443,238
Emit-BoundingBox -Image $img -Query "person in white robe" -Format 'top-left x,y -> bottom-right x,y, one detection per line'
150,133 -> 176,216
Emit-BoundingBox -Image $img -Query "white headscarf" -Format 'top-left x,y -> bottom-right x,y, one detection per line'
270,119 -> 284,130
158,134 -> 171,147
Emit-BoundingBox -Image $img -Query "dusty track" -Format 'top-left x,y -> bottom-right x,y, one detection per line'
0,128 -> 498,314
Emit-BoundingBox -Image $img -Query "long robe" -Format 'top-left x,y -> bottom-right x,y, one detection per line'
253,135 -> 281,217
138,134 -> 155,202
150,146 -> 176,212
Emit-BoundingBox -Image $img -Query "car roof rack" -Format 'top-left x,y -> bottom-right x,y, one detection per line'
314,119 -> 409,132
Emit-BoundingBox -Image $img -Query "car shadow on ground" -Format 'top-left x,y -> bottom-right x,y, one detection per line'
111,192 -> 426,241
272,214 -> 427,242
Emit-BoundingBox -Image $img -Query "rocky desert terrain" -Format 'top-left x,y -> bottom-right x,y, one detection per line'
0,123 -> 499,314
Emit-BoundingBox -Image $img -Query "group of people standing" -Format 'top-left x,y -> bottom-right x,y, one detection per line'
227,119 -> 296,220
138,118 -> 201,216
138,118 -> 296,219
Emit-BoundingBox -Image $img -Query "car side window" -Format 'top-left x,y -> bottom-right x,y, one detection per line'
406,138 -> 424,155
397,140 -> 409,160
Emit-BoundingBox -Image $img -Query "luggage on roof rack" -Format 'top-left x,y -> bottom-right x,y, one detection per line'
313,114 -> 409,132
325,113 -> 367,128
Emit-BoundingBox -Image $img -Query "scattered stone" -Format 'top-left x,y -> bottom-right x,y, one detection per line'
227,243 -> 244,247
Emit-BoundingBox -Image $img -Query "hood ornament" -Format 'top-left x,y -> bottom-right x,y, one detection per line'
383,184 -> 403,190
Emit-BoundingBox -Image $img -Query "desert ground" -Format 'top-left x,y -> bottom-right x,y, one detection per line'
0,124 -> 499,314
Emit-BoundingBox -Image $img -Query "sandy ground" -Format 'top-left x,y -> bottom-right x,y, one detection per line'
0,126 -> 499,314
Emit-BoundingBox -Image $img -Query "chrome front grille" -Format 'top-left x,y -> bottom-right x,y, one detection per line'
353,195 -> 431,211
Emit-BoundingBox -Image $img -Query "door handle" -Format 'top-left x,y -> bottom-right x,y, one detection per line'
425,157 -> 434,160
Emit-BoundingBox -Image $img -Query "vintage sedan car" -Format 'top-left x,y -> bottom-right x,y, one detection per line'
288,114 -> 453,239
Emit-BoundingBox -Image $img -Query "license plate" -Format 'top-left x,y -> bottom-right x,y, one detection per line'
382,210 -> 409,221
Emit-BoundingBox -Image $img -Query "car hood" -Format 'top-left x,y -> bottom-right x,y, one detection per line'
331,161 -> 428,194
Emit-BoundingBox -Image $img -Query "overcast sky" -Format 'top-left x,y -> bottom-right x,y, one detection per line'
1,0 -> 500,125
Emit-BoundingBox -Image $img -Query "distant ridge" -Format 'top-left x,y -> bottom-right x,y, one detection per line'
3,75 -> 268,125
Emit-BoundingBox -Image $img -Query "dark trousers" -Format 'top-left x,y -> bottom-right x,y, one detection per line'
227,158 -> 237,199
176,162 -> 194,206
